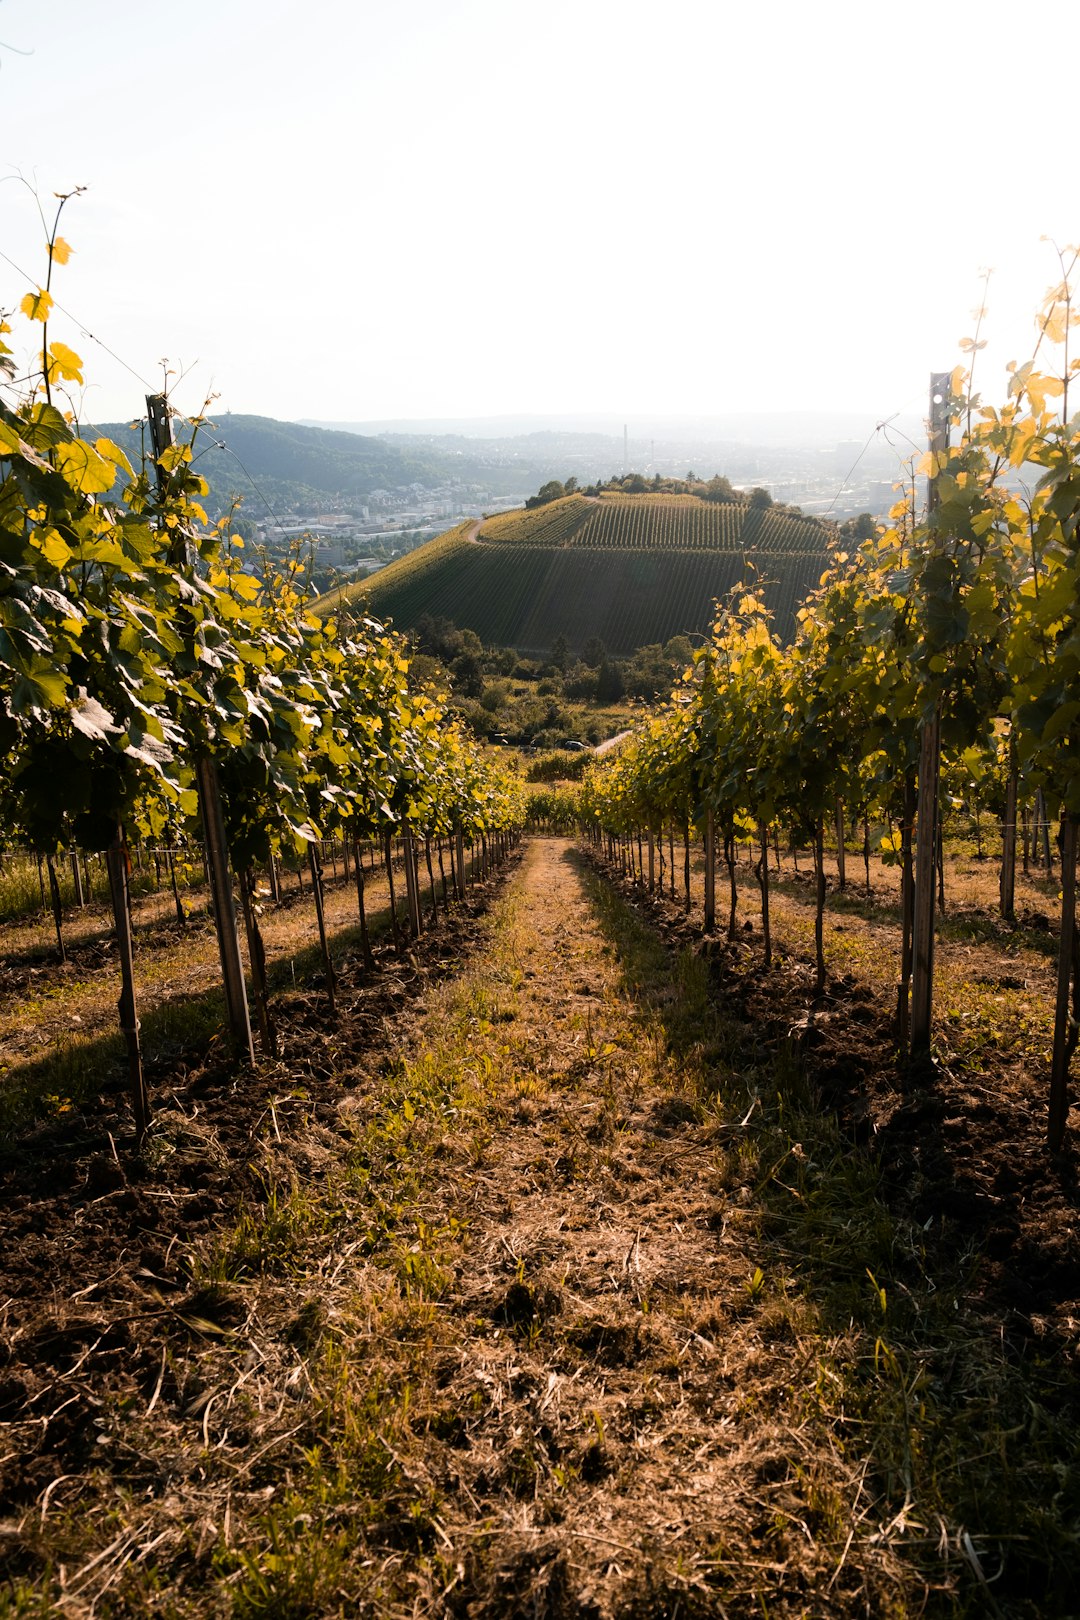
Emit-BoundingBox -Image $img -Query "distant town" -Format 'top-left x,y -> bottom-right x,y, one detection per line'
258,423 -> 909,588
252,481 -> 523,582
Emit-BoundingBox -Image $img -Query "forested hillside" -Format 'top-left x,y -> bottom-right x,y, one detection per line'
88,414 -> 509,519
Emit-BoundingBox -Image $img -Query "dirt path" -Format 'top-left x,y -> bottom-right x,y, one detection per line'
401,838 -> 773,1605
1,838 -> 1076,1617
348,841 -> 1076,1617
592,728 -> 631,756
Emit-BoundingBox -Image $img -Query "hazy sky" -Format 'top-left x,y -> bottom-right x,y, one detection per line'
2,0 -> 1077,430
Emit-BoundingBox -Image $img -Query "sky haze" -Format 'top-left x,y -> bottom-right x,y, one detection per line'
2,0 -> 1075,433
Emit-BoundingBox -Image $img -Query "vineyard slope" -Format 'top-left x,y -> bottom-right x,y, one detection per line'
319,495 -> 834,652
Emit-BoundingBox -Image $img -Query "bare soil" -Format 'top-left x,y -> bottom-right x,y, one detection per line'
0,839 -> 1077,1618
0,848 -> 426,1087
620,845 -> 1080,1357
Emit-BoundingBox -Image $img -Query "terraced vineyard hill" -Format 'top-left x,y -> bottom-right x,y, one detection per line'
321,492 -> 835,652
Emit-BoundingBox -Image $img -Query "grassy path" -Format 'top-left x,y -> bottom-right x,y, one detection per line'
2,839 -> 1077,1618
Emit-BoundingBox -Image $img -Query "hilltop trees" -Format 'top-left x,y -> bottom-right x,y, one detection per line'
525,477 -> 578,508
702,474 -> 737,502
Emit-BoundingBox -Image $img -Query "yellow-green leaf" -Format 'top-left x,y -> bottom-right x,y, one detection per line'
1023,370 -> 1064,414
20,289 -> 54,323
34,528 -> 72,569
1040,304 -> 1069,345
46,341 -> 84,385
55,439 -> 118,495
158,443 -> 192,472
94,437 -> 134,480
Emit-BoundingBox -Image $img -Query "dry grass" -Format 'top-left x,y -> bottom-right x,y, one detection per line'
1,840 -> 1078,1617
0,847 -> 458,1143
640,832 -> 1062,1081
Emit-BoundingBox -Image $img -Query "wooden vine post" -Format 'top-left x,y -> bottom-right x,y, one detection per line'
910,709 -> 942,1052
196,755 -> 255,1063
238,869 -> 277,1057
45,854 -> 65,962
168,847 -> 187,927
307,843 -> 337,1014
353,838 -> 374,967
70,848 -> 85,908
683,816 -> 692,913
383,831 -> 403,949
896,771 -> 916,1049
757,820 -> 772,968
1036,788 -> 1054,874
812,822 -> 827,992
910,371 -> 951,1057
424,838 -> 440,923
1000,737 -> 1018,922
148,395 -> 254,1063
1049,814 -> 1078,1151
106,828 -> 149,1142
402,823 -> 423,937
725,829 -> 739,940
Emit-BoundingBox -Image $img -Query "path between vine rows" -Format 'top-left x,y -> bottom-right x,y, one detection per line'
382,834 -> 790,1606
1,837 -> 1077,1617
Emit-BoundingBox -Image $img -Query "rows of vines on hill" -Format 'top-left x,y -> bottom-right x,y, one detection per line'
479,496 -> 592,547
345,492 -> 834,653
0,213 -> 525,1141
326,519 -> 477,614
578,264 -> 1080,1151
475,492 -> 831,556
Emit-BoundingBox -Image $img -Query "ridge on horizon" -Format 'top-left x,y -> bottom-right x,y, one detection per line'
297,409 -> 924,448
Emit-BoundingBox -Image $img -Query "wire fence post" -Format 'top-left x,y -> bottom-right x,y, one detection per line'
910,371 -> 950,1058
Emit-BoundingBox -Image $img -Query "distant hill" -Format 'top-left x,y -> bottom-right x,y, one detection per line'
319,493 -> 835,653
303,410 -> 921,449
89,413 -> 525,519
